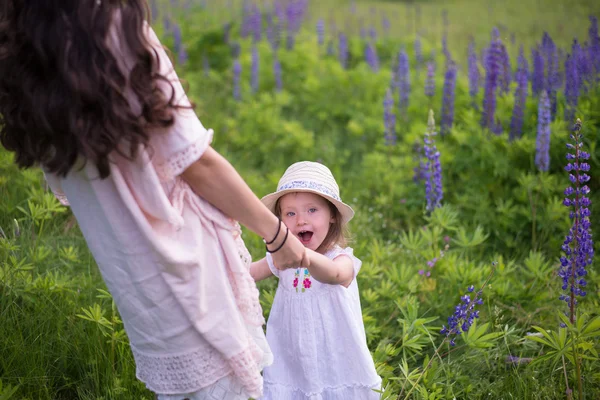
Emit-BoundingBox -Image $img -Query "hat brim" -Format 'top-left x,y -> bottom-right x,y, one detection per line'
261,188 -> 355,225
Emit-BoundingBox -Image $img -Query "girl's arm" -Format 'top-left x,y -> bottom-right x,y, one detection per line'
250,258 -> 274,282
305,249 -> 354,287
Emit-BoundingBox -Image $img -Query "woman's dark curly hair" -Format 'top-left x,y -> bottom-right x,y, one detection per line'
0,0 -> 182,179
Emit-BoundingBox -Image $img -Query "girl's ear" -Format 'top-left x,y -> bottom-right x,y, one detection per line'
330,216 -> 336,223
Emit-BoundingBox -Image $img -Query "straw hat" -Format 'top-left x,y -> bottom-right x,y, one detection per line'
261,161 -> 355,225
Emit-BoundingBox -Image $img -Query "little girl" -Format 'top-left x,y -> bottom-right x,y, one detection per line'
250,161 -> 382,399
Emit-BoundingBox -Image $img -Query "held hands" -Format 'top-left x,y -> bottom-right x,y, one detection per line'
265,219 -> 309,271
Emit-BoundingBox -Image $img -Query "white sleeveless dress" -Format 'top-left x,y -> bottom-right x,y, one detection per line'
260,246 -> 382,400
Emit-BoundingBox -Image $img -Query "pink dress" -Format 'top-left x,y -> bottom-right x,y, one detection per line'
44,13 -> 271,399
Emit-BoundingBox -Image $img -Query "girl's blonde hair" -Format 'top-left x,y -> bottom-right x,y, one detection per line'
274,197 -> 350,254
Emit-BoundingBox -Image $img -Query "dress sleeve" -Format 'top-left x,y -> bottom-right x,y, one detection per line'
107,15 -> 213,181
142,25 -> 214,181
332,247 -> 362,279
265,252 -> 280,278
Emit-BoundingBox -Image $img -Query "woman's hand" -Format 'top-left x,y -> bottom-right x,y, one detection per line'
267,220 -> 307,271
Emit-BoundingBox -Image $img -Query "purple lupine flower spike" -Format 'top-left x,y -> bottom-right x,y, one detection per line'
535,91 -> 551,172
423,110 -> 443,212
468,38 -> 480,104
498,43 -> 511,94
565,40 -> 581,123
150,0 -> 158,21
397,50 -> 410,119
415,34 -> 423,74
440,282 -> 487,346
531,47 -> 544,96
365,43 -> 379,72
233,59 -> 242,101
383,89 -> 396,146
558,119 -> 593,323
252,4 -> 262,43
509,46 -> 529,141
382,16 -> 390,37
440,60 -> 457,136
588,16 -> 600,77
542,33 -> 559,120
251,44 -> 259,94
273,56 -> 282,92
338,32 -> 348,69
316,18 -> 325,46
481,27 -> 502,132
425,62 -> 435,99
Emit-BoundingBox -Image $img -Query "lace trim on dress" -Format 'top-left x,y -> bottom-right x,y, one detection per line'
263,379 -> 383,398
155,130 -> 214,181
132,343 -> 232,395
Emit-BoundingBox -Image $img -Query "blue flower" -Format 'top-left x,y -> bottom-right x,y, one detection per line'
440,284 -> 486,346
558,119 -> 594,319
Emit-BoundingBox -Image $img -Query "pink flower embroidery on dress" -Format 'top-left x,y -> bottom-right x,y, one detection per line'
294,269 -> 312,293
303,278 -> 312,289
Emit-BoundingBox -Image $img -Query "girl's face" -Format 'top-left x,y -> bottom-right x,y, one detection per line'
279,192 -> 335,252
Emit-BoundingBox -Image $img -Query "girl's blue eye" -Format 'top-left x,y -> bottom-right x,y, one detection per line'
286,211 -> 295,217
308,208 -> 317,213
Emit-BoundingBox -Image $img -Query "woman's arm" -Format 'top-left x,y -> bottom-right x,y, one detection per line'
181,146 -> 308,270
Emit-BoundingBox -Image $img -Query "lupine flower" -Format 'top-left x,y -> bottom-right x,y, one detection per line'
413,146 -> 428,184
440,283 -> 485,346
440,61 -> 457,136
415,34 -> 423,72
535,91 -> 551,172
383,89 -> 396,146
338,32 -> 348,69
509,46 -> 529,141
273,56 -> 282,92
365,43 -> 379,72
542,33 -> 559,120
382,16 -> 390,36
564,52 -> 580,124
425,62 -> 435,99
498,43 -> 511,94
251,4 -> 262,43
468,39 -> 480,104
369,27 -> 377,42
233,59 -> 241,100
574,40 -> 591,94
241,0 -> 252,39
171,23 -> 187,65
442,34 -> 450,61
396,50 -> 410,119
481,28 -> 502,132
588,16 -> 600,75
423,110 -> 443,212
316,18 -> 325,46
558,119 -> 594,322
150,0 -> 158,21
531,47 -> 544,96
251,44 -> 259,94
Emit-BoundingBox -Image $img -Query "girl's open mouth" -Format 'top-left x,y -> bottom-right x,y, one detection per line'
298,230 -> 314,244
